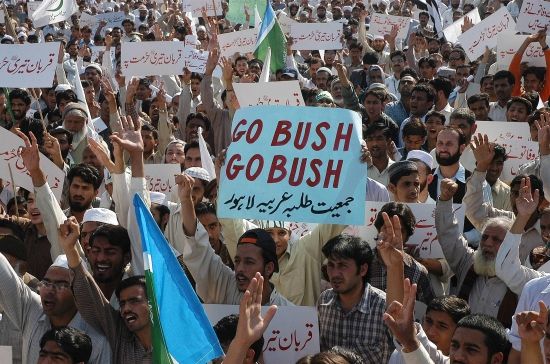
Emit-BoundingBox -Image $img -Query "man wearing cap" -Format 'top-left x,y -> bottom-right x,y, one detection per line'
407,150 -> 435,204
61,102 -> 92,164
178,173 -> 293,306
0,252 -> 111,363
316,67 -> 333,91
84,64 -> 103,101
387,160 -> 421,203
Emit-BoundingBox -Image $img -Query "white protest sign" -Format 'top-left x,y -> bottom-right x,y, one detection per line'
92,118 -> 108,133
218,28 -> 258,58
290,22 -> 343,50
144,164 -> 181,194
80,11 -> 126,34
345,203 -> 465,259
121,41 -> 186,77
233,81 -> 305,107
204,304 -> 319,364
368,13 -> 411,40
476,121 -> 539,181
183,47 -> 209,73
182,0 -> 223,17
27,2 -> 43,18
458,7 -> 515,61
496,32 -> 549,67
278,14 -> 298,35
0,346 -> 11,364
443,9 -> 481,44
516,0 -> 550,34
89,46 -> 116,64
0,43 -> 59,88
0,128 -> 65,201
30,0 -> 78,27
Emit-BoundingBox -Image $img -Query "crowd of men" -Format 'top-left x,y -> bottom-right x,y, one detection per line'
1,0 -> 550,362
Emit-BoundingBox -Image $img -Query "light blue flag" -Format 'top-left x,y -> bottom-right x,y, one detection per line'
133,194 -> 223,364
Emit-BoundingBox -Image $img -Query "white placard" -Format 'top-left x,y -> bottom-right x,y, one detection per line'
0,346 -> 11,364
218,28 -> 258,58
0,128 -> 65,201
343,203 -> 465,259
0,43 -> 59,88
278,14 -> 297,35
27,2 -> 43,18
458,7 -> 516,61
92,118 -> 108,133
204,304 -> 320,364
233,81 -> 305,107
496,32 -> 549,67
368,13 -> 412,40
516,0 -> 550,34
183,47 -> 209,73
443,9 -> 481,44
144,164 -> 181,194
80,11 -> 126,34
121,41 -> 186,77
475,121 -> 539,181
182,0 -> 223,17
290,22 -> 343,50
30,0 -> 78,28
89,46 -> 116,64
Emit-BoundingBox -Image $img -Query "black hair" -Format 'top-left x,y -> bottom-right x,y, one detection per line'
412,83 -> 436,102
141,123 -> 159,139
7,197 -> 27,215
450,108 -> 476,126
506,96 -> 532,114
56,89 -> 78,106
425,110 -> 446,125
429,77 -> 453,99
418,57 -> 437,69
363,122 -> 390,140
89,224 -> 130,255
195,201 -> 217,217
362,51 -> 379,65
403,119 -> 427,138
522,66 -> 545,83
185,112 -> 211,132
39,327 -> 92,363
0,219 -> 25,240
426,295 -> 471,324
214,314 -> 264,362
67,164 -> 102,190
456,314 -> 509,359
440,125 -> 467,146
467,93 -> 490,108
9,88 -> 31,106
322,234 -> 374,283
115,275 -> 147,300
374,202 -> 416,241
492,143 -> 508,162
493,70 -> 515,86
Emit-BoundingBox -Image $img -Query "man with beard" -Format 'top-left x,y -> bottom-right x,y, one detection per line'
59,217 -> 153,363
62,102 -> 92,164
489,71 -> 515,121
465,134 -> 546,263
7,89 -> 42,138
0,252 -> 111,363
385,74 -> 417,126
436,178 -> 518,328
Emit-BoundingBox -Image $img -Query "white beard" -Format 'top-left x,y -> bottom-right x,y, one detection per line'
65,124 -> 88,147
473,249 -> 496,277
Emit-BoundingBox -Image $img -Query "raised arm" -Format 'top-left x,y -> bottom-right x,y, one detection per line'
515,302 -> 547,364
509,32 -> 544,97
176,68 -> 193,139
377,212 -> 405,305
537,114 -> 550,199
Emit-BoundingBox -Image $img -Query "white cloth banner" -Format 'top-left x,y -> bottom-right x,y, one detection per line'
30,0 -> 78,28
516,0 -> 550,34
290,22 -> 343,50
0,43 -> 59,88
121,41 -> 186,77
343,202 -> 465,259
183,47 -> 209,73
233,81 -> 305,107
218,28 -> 258,58
182,0 -> 222,17
143,164 -> 181,194
0,128 -> 65,201
368,13 -> 412,40
475,121 -> 539,181
458,7 -> 515,61
443,9 -> 481,44
204,304 -> 320,364
496,32 -> 549,67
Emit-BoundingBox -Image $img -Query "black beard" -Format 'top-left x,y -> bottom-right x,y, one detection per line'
69,199 -> 90,212
436,151 -> 461,166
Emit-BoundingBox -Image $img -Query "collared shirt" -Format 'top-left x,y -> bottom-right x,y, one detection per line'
0,254 -> 111,364
491,179 -> 512,212
489,102 -> 508,121
369,251 -> 435,304
385,100 -> 409,127
367,158 -> 395,187
318,284 -> 393,362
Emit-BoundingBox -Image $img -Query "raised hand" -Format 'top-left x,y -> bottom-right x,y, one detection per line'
221,56 -> 234,82
110,115 -> 143,155
535,112 -> 550,156
515,177 -> 540,217
16,130 -> 41,174
87,136 -> 116,172
377,212 -> 405,266
439,178 -> 458,201
205,48 -> 220,76
516,301 -> 548,343
471,133 -> 495,172
58,216 -> 81,255
42,133 -> 64,169
461,17 -> 473,33
125,77 -> 140,102
360,141 -> 373,166
175,173 -> 195,204
383,279 -> 419,352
